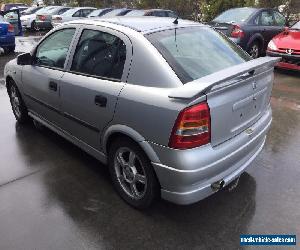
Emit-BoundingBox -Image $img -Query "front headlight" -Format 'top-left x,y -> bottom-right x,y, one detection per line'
268,40 -> 278,51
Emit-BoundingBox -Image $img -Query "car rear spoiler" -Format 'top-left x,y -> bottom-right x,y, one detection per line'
168,57 -> 281,99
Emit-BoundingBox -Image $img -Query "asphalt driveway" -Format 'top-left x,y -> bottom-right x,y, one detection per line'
0,35 -> 299,250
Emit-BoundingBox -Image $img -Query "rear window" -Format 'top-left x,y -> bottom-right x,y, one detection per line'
213,8 -> 255,23
146,26 -> 251,83
125,10 -> 146,16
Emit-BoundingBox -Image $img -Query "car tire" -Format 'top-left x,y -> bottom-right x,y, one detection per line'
7,80 -> 30,124
108,137 -> 160,209
248,41 -> 260,59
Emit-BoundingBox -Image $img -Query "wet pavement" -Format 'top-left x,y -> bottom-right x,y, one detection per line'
0,34 -> 299,250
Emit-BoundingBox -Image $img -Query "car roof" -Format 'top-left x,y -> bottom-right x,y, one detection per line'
68,16 -> 201,33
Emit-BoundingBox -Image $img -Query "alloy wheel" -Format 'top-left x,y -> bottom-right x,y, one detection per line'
114,147 -> 147,200
249,44 -> 259,59
10,85 -> 21,119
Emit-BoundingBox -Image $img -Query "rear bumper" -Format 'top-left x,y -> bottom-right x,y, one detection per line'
151,107 -> 272,205
35,21 -> 52,29
267,50 -> 300,71
0,34 -> 15,48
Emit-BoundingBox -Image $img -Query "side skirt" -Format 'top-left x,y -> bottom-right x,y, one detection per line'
28,111 -> 108,165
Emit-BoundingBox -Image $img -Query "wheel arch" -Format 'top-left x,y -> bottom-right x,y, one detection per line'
103,125 -> 161,164
247,34 -> 264,52
5,75 -> 14,89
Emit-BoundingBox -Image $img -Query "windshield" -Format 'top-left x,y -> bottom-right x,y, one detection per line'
125,10 -> 146,16
146,26 -> 250,83
213,8 -> 255,23
291,21 -> 300,29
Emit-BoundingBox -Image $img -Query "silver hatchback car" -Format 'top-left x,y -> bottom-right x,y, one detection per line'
4,17 -> 280,208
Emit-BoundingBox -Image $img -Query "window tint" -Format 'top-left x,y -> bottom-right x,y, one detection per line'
58,8 -> 70,15
146,27 -> 250,83
167,11 -> 177,18
82,9 -> 93,17
71,29 -> 126,80
154,11 -> 167,17
273,11 -> 285,26
35,29 -> 75,69
214,8 -> 256,23
260,11 -> 274,26
72,10 -> 81,17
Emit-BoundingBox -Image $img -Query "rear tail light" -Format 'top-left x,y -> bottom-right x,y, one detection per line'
8,24 -> 14,33
169,102 -> 211,149
230,25 -> 245,38
37,15 -> 46,21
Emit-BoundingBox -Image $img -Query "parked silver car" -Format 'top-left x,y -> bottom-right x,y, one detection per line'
4,17 -> 280,208
51,7 -> 96,28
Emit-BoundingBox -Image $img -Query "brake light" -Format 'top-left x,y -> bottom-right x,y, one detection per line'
231,25 -> 245,38
37,15 -> 46,21
8,24 -> 14,33
169,102 -> 211,149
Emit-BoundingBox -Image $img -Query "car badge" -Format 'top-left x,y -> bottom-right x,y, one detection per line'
245,128 -> 254,136
286,49 -> 294,55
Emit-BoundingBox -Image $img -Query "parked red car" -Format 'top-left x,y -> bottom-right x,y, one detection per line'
267,21 -> 300,71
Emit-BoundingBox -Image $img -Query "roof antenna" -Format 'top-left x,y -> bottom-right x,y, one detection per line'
173,16 -> 179,25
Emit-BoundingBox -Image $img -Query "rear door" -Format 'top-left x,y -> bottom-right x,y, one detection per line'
21,28 -> 76,126
60,26 -> 132,150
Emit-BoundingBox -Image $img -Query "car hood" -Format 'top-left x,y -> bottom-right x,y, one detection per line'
273,30 -> 300,50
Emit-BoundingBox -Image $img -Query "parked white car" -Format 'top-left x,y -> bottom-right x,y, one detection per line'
21,6 -> 56,30
51,7 -> 96,28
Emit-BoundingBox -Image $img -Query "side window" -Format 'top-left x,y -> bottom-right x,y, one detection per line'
260,11 -> 275,26
167,11 -> 177,18
254,14 -> 260,25
35,28 -> 75,69
82,9 -> 93,17
274,11 -> 286,26
71,29 -> 127,80
72,10 -> 81,17
155,11 -> 167,17
58,8 -> 69,15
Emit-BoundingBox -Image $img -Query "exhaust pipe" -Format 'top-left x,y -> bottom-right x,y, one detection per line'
211,180 -> 225,192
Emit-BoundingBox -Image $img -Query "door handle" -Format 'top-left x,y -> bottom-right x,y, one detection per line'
49,81 -> 57,91
95,95 -> 107,107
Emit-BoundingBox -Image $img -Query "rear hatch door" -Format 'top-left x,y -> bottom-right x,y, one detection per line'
169,57 -> 281,147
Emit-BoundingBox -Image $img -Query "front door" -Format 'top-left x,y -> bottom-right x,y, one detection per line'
60,27 -> 132,150
21,28 -> 76,126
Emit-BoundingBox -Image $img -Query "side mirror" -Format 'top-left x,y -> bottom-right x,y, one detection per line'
17,53 -> 32,65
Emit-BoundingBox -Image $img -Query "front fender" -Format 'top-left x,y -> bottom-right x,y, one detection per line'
102,124 -> 161,163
